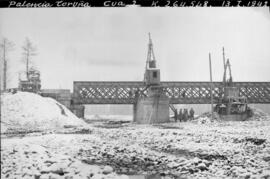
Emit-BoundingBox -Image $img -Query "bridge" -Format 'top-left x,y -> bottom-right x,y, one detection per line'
66,34 -> 270,121
72,81 -> 270,105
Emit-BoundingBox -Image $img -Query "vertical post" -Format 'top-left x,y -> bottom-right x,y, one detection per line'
26,50 -> 29,80
0,69 -> 2,120
222,47 -> 226,85
222,47 -> 226,71
133,103 -> 137,122
209,53 -> 214,121
3,39 -> 7,91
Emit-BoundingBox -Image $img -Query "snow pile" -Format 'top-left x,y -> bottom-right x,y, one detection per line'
250,108 -> 270,121
1,92 -> 85,133
196,112 -> 219,124
197,117 -> 212,124
195,108 -> 270,124
1,134 -> 129,179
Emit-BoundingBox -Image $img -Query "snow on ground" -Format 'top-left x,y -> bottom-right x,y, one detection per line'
1,92 -> 85,133
1,134 -> 129,179
1,92 -> 270,178
2,116 -> 270,179
77,119 -> 270,178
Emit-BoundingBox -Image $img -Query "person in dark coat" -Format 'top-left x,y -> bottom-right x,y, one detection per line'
174,109 -> 178,122
189,108 -> 195,120
183,109 -> 188,122
178,109 -> 183,122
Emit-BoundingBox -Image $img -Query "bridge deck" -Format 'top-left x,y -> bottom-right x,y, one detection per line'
72,81 -> 270,104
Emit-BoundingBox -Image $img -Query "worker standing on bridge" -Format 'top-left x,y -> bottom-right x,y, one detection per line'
189,108 -> 195,120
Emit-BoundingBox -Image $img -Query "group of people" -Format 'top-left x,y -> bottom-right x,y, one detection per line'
174,108 -> 195,122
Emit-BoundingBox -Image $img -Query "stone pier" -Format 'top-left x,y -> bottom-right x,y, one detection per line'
133,86 -> 170,124
70,105 -> 85,119
41,89 -> 85,119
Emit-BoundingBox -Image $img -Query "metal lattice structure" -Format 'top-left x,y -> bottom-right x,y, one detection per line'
72,81 -> 270,104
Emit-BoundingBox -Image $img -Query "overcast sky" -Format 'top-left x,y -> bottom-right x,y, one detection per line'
0,7 -> 269,90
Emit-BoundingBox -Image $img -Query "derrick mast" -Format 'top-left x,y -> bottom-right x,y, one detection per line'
215,48 -> 252,119
223,50 -> 237,99
134,33 -> 169,124
144,33 -> 160,86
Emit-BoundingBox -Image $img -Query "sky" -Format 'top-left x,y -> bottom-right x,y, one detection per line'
0,7 -> 270,91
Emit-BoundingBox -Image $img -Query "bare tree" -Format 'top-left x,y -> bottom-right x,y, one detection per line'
22,37 -> 37,80
0,38 -> 14,90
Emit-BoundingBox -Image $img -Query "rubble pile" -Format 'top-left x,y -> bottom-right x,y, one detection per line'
1,92 -> 85,133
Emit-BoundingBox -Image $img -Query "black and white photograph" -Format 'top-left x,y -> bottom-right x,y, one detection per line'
1,3 -> 270,179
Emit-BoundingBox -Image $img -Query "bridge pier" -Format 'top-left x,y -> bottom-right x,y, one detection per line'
133,86 -> 170,124
70,105 -> 85,119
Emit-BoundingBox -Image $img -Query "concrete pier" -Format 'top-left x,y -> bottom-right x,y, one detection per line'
133,87 -> 170,124
41,89 -> 85,118
70,105 -> 85,119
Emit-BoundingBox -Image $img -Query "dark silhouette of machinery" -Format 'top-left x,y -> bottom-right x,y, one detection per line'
144,33 -> 160,86
19,67 -> 41,93
214,48 -> 253,119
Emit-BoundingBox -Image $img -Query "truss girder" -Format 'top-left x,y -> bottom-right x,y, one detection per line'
73,81 -> 270,104
73,81 -> 145,104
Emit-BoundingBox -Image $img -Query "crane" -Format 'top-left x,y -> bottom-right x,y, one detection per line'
214,48 -> 253,120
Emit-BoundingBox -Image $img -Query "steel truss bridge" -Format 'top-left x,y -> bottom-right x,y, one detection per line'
72,81 -> 270,105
